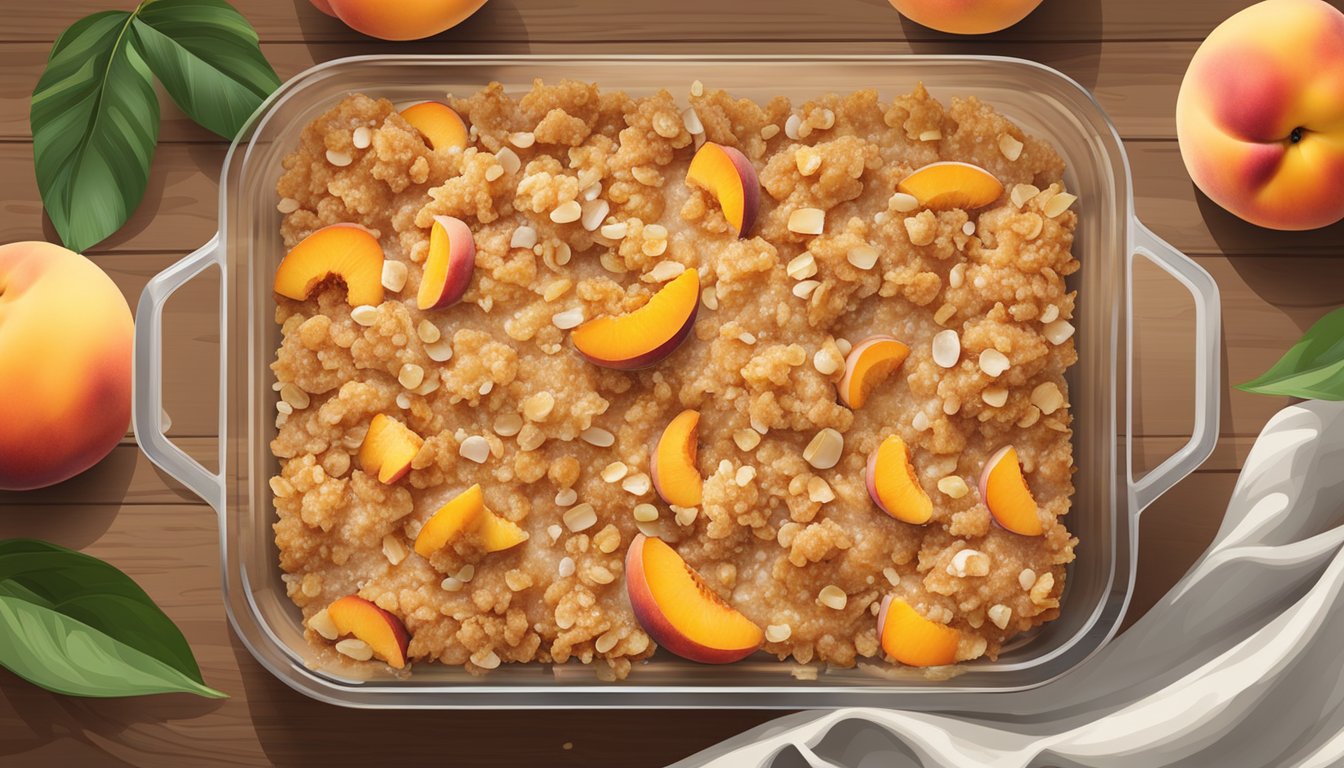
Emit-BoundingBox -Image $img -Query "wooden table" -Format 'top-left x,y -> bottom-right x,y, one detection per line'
2,1 -> 1342,765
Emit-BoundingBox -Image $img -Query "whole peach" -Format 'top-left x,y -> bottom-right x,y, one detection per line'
888,0 -> 1043,35
316,0 -> 488,41
1177,0 -> 1344,230
0,242 -> 132,490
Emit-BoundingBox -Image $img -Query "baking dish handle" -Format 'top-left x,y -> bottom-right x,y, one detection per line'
132,235 -> 226,512
1129,221 -> 1221,513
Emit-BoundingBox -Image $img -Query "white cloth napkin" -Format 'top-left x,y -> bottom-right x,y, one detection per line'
675,401 -> 1344,768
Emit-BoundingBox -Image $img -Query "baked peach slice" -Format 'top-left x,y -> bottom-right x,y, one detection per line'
838,336 -> 910,409
980,445 -> 1044,536
417,215 -> 476,310
273,223 -> 385,307
897,161 -> 1004,211
625,534 -> 763,664
477,511 -> 529,552
357,414 -> 423,484
571,268 -> 700,370
867,435 -> 933,525
686,142 -> 760,237
651,409 -> 702,507
326,595 -> 412,669
414,484 -> 486,557
400,101 -> 469,151
878,595 -> 960,668
414,484 -> 529,557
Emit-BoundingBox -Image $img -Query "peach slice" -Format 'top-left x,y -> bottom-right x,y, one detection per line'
357,414 -> 423,484
896,161 -> 1004,211
413,484 -> 529,557
979,445 -> 1044,536
651,409 -> 702,508
400,101 -> 469,151
414,484 -> 486,557
326,595 -> 412,669
837,336 -> 910,409
273,223 -> 385,307
877,595 -> 960,668
571,268 -> 700,370
417,215 -> 476,310
866,435 -> 933,525
686,142 -> 760,237
477,511 -> 529,553
625,534 -> 763,664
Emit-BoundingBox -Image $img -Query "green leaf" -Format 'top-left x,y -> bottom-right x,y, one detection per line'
1238,307 -> 1344,401
30,10 -> 160,254
0,539 -> 225,698
132,0 -> 280,140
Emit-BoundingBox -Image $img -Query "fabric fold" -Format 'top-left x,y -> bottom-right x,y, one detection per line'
676,402 -> 1344,768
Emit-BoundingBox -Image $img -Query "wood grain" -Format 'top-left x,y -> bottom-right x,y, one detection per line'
2,0 -> 1341,765
7,0 -> 1338,44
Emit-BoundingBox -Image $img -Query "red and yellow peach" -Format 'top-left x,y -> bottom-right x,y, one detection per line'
651,409 -> 703,508
979,445 -> 1044,536
897,161 -> 1004,210
326,595 -> 412,668
400,102 -> 470,152
413,483 -> 529,557
571,268 -> 700,370
1176,0 -> 1344,230
625,534 -> 763,664
887,0 -> 1043,35
837,336 -> 910,409
273,224 -> 385,307
417,215 -> 476,310
686,142 -> 760,237
357,414 -> 423,484
878,595 -> 960,667
0,242 -> 132,491
309,0 -> 488,41
866,436 -> 933,525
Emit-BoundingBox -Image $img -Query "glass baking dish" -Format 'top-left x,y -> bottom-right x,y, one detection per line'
131,55 -> 1220,709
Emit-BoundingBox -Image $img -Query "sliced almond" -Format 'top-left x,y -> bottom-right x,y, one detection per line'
510,225 -> 538,250
982,387 -> 1009,408
817,585 -> 848,610
1010,183 -> 1041,209
998,134 -> 1024,162
459,435 -> 490,463
847,245 -> 878,270
978,349 -> 1011,377
580,199 -> 610,231
351,305 -> 378,327
1044,192 -> 1078,219
1043,319 -> 1076,346
787,208 -> 825,236
563,503 -> 597,532
932,330 -> 961,368
803,428 -> 843,470
787,252 -> 817,280
550,200 -> 582,224
1031,382 -> 1065,415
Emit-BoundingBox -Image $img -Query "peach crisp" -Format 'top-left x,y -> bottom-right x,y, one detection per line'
270,79 -> 1079,679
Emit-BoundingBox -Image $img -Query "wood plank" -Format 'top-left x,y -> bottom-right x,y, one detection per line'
5,0 -> 1326,44
3,39 -> 1192,142
1125,471 -> 1236,629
